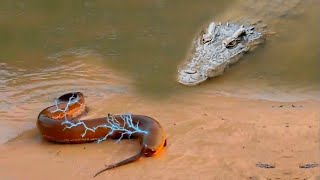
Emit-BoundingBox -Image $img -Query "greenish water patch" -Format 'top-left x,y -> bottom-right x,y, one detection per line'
0,0 -> 318,100
0,0 -> 232,98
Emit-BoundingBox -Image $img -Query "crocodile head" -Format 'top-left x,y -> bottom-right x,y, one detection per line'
177,22 -> 265,86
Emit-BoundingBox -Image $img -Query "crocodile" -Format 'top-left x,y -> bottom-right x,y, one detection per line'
177,0 -> 308,86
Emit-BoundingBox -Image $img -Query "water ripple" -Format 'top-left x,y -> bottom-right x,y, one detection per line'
0,53 -> 130,144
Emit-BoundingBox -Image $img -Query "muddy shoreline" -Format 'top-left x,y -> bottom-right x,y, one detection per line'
1,91 -> 319,179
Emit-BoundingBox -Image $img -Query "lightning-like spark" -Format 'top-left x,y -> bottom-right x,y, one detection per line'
50,92 -> 81,120
51,93 -> 148,143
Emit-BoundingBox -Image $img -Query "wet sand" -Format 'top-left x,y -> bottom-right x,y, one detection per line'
0,90 -> 319,180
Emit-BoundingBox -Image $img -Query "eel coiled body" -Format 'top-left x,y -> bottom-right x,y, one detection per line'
37,92 -> 167,177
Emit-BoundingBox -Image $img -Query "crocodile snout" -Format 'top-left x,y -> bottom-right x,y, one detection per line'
178,69 -> 207,86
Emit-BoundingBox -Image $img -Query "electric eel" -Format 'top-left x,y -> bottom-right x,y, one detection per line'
37,92 -> 167,177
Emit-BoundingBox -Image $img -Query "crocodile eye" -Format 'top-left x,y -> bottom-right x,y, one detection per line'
225,37 -> 242,49
226,40 -> 237,48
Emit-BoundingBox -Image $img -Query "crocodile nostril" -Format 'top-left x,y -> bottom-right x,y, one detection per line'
184,69 -> 197,74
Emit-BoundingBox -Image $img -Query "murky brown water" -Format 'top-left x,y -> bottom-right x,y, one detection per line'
0,0 -> 319,143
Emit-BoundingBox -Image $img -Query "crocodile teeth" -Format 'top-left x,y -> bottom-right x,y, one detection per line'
179,71 -> 206,85
189,73 -> 201,80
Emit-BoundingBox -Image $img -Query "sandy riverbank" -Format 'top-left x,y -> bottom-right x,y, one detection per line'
0,91 -> 319,180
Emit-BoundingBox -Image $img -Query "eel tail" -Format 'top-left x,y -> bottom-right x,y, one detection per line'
93,149 -> 145,178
